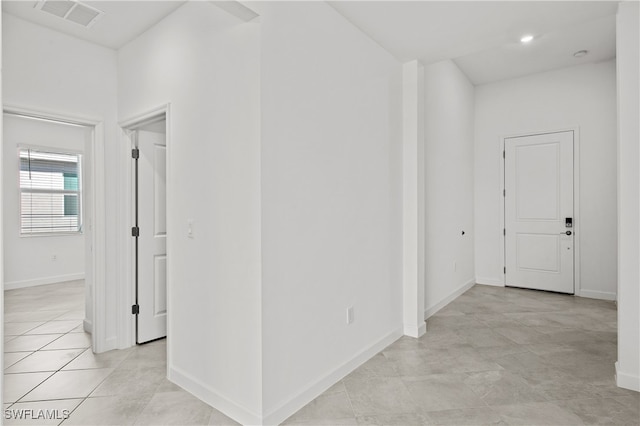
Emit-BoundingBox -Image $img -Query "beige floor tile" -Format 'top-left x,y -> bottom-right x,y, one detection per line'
555,397 -> 640,425
4,321 -> 46,336
492,326 -> 547,345
492,401 -> 585,425
21,368 -> 113,401
53,310 -> 86,321
356,412 -> 430,425
5,335 -> 64,353
463,370 -> 547,406
283,390 -> 354,424
208,409 -> 242,425
4,311 -> 67,323
90,366 -> 166,397
614,395 -> 640,412
381,350 -> 448,377
4,372 -> 54,403
134,389 -> 214,425
344,376 -> 419,416
62,348 -> 131,371
6,349 -> 85,374
63,394 -> 153,425
116,341 -> 166,371
287,418 -> 359,426
494,351 -> 549,373
42,333 -> 91,350
69,325 -> 86,333
4,352 -> 33,370
403,374 -> 487,412
456,328 -> 515,348
26,321 -> 83,335
425,407 -> 506,425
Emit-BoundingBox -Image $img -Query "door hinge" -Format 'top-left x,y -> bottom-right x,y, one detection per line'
503,150 -> 505,159
503,189 -> 506,197
132,148 -> 139,159
504,266 -> 506,274
132,304 -> 139,315
503,228 -> 506,236
131,226 -> 140,237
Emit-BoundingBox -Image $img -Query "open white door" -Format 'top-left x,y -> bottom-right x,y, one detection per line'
135,127 -> 167,343
505,131 -> 574,294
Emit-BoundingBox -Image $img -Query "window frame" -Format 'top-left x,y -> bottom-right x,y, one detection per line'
18,144 -> 84,237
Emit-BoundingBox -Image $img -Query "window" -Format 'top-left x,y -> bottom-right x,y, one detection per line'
19,147 -> 82,235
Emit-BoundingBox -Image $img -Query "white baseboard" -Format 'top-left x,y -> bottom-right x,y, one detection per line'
168,328 -> 403,425
424,278 -> 475,319
615,361 -> 640,391
4,273 -> 85,290
263,327 -> 403,425
578,289 -> 617,301
403,322 -> 426,338
169,365 -> 262,425
83,319 -> 92,334
475,277 -> 504,287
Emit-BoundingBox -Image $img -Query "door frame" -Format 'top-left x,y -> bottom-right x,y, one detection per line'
2,103 -> 107,352
117,104 -> 171,349
501,127 -> 581,296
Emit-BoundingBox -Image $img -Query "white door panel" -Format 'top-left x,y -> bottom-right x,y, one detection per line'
137,128 -> 167,343
505,131 -> 574,293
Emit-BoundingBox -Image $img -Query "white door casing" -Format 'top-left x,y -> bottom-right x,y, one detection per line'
136,129 -> 167,343
505,131 -> 574,294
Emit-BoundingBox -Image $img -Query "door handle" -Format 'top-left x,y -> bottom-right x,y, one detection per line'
561,231 -> 572,236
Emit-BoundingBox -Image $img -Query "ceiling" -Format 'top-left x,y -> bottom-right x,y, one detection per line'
2,1 -> 186,49
2,1 -> 619,84
329,1 -> 618,84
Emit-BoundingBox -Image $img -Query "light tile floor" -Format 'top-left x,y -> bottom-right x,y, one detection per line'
4,282 -> 639,425
4,280 -> 237,425
283,285 -> 640,425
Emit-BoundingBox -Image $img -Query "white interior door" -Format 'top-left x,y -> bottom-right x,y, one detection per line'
136,127 -> 167,343
505,131 -> 574,294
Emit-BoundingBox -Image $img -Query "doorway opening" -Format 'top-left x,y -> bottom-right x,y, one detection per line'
2,107 -> 102,358
122,112 -> 168,344
502,129 -> 580,295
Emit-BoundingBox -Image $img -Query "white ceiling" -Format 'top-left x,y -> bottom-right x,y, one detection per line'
329,1 -> 618,84
2,1 -> 619,84
2,1 -> 186,49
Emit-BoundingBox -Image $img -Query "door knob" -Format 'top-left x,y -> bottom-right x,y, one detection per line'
563,231 -> 572,235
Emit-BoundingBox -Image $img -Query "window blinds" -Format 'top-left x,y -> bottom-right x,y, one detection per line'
19,148 -> 82,234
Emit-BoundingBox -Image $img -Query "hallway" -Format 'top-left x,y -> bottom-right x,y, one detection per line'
285,285 -> 639,424
4,282 -> 638,425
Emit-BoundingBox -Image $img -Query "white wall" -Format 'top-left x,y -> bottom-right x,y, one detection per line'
117,2 -> 263,421
423,60 -> 476,317
474,61 -> 618,299
3,114 -> 87,289
2,13 -> 118,346
1,7 -> 4,403
256,2 -> 403,422
616,1 -> 640,392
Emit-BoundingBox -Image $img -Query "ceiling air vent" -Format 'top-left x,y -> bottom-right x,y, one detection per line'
35,0 -> 104,28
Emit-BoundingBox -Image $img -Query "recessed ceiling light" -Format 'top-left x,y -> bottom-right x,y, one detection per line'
520,35 -> 535,43
573,50 -> 589,58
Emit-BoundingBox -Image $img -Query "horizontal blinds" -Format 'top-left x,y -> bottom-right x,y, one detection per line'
19,148 -> 82,234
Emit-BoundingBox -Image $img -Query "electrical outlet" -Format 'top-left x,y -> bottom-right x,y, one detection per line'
347,306 -> 354,325
51,254 -> 57,261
